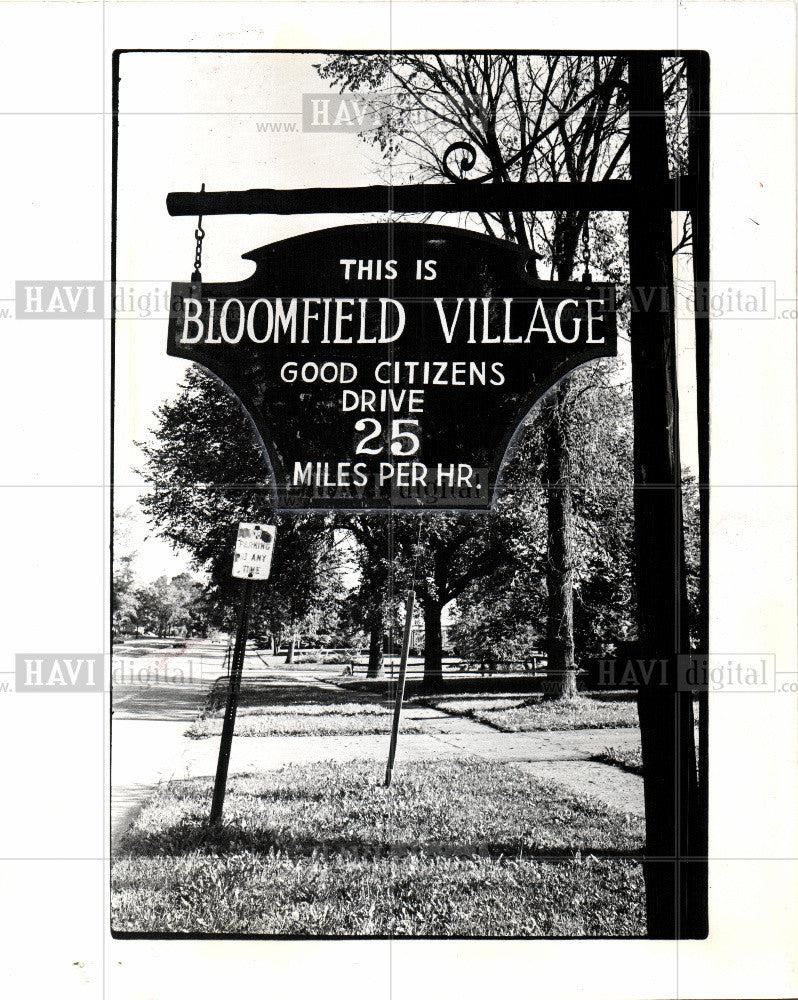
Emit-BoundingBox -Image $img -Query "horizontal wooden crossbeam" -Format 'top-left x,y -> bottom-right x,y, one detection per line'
167,176 -> 694,217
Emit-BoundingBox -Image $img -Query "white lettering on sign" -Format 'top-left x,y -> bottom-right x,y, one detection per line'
166,224 -> 618,510
180,295 -> 606,347
232,523 -> 276,580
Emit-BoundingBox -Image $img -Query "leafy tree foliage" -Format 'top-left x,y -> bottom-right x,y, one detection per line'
450,556 -> 547,668
390,502 -> 533,688
338,516 -> 406,676
112,553 -> 139,636
139,369 -> 343,656
453,376 -> 638,669
133,572 -> 218,639
112,506 -> 140,636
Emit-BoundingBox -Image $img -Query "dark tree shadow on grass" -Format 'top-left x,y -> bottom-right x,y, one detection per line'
205,678 -> 394,714
117,819 -> 645,863
113,683 -> 212,722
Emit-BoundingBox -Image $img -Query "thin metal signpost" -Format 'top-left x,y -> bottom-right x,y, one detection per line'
209,576 -> 254,825
384,590 -> 415,788
209,522 -> 276,826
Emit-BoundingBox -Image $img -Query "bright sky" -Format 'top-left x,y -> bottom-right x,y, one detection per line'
115,52 -> 388,580
115,51 -> 699,583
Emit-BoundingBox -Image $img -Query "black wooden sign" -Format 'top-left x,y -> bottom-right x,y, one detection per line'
167,222 -> 616,510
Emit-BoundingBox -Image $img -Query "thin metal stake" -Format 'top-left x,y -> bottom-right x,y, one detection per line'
209,577 -> 254,825
385,590 -> 415,787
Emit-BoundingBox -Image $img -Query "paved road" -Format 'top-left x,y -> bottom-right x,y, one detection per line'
111,650 -> 644,847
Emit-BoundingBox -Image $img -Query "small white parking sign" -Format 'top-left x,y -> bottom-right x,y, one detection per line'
232,523 -> 276,579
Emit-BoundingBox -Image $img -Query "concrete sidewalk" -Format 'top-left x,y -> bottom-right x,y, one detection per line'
112,664 -> 644,848
111,680 -> 212,846
174,727 -> 643,817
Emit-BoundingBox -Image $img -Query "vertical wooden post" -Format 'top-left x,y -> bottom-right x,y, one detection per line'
209,577 -> 254,825
687,50 -> 711,935
627,53 -> 701,938
385,590 -> 416,787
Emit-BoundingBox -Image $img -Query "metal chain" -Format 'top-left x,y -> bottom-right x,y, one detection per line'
191,183 -> 206,282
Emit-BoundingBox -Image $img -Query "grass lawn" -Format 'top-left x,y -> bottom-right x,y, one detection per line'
422,691 -> 640,732
112,759 -> 645,936
186,680 -> 423,738
593,745 -> 644,775
592,721 -> 699,777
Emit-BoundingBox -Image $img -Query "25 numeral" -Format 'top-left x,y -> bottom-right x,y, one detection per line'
354,419 -> 421,456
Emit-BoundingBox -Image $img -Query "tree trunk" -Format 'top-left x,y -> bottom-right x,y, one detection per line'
543,391 -> 578,700
284,635 -> 296,664
540,216 -> 583,701
421,597 -> 444,691
366,607 -> 385,678
553,210 -> 585,280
